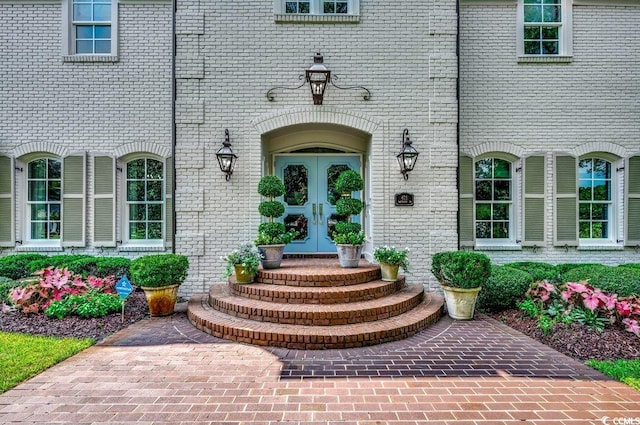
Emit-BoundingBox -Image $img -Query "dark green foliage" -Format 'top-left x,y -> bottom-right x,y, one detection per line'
0,254 -> 45,279
555,263 -> 602,276
502,261 -> 560,283
130,254 -> 189,288
0,277 -> 20,305
336,198 -> 363,217
619,263 -> 640,270
562,265 -> 640,297
26,255 -> 93,274
65,258 -> 99,277
477,265 -> 533,312
334,169 -> 364,194
95,257 -> 131,280
258,222 -> 286,238
258,201 -> 285,219
431,251 -> 491,289
45,292 -> 123,319
257,175 -> 286,198
335,222 -> 361,235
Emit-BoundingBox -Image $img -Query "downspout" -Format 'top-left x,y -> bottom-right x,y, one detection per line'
456,0 -> 461,250
171,0 -> 177,253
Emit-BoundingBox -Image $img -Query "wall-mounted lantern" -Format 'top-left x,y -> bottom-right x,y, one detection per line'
215,129 -> 238,181
267,53 -> 371,105
396,129 -> 419,180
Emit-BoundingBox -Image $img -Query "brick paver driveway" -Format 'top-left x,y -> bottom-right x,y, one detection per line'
1,303 -> 639,424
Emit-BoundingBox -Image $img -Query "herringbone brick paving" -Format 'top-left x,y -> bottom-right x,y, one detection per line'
1,302 -> 638,424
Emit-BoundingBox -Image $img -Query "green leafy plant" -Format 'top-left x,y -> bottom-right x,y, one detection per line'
477,265 -> 532,312
431,251 -> 491,289
373,246 -> 410,272
45,291 -> 123,319
256,175 -> 297,246
503,261 -> 560,283
334,169 -> 364,194
332,169 -> 364,246
0,254 -> 45,280
333,231 -> 365,245
562,265 -> 640,297
517,298 -> 542,318
223,243 -> 262,278
129,254 -> 189,288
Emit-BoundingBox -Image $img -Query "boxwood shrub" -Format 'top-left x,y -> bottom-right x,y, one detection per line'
130,254 -> 189,288
562,265 -> 640,297
502,261 -> 559,283
431,251 -> 491,289
477,265 -> 533,312
0,254 -> 45,280
556,263 -> 603,277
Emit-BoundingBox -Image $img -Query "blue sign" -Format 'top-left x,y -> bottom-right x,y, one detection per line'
115,276 -> 133,299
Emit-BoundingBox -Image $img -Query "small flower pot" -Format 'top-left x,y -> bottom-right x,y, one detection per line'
379,262 -> 400,281
440,285 -> 482,320
141,284 -> 180,317
234,264 -> 255,284
336,244 -> 363,268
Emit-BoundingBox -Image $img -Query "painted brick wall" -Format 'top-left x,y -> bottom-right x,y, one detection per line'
460,1 -> 640,266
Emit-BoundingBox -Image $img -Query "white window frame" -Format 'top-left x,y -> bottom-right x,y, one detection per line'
517,0 -> 572,60
120,154 -> 165,249
62,0 -> 118,59
20,156 -> 63,249
577,154 -> 623,248
473,153 -> 522,250
274,0 -> 359,22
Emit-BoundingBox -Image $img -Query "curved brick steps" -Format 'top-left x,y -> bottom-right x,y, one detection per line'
187,291 -> 445,349
254,258 -> 380,287
229,277 -> 406,304
209,282 -> 424,325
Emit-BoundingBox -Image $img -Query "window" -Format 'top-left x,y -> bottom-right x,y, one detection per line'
285,0 -> 349,14
474,158 -> 514,242
578,158 -> 613,240
517,0 -> 572,58
275,0 -> 359,21
63,0 -> 118,58
27,158 -> 62,242
125,158 -> 164,243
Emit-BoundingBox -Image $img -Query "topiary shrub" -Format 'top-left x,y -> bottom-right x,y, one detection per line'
255,175 -> 296,246
502,261 -> 560,283
477,265 -> 533,312
130,254 -> 189,288
332,169 -> 365,245
0,254 -> 45,279
431,251 -> 491,289
562,265 -> 640,297
334,169 -> 364,194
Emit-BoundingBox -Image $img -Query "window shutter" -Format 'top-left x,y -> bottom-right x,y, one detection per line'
625,156 -> 640,247
554,154 -> 578,246
0,155 -> 15,247
62,153 -> 86,247
522,155 -> 546,246
459,155 -> 475,248
93,156 -> 116,247
165,156 -> 173,249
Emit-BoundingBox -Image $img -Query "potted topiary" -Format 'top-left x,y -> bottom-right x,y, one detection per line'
431,250 -> 491,320
255,175 -> 298,269
332,169 -> 365,268
223,243 -> 263,284
373,246 -> 410,281
130,254 -> 189,317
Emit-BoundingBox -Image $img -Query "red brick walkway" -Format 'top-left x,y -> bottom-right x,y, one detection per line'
1,303 -> 639,424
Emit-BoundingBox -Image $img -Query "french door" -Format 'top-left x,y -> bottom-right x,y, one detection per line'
274,155 -> 362,253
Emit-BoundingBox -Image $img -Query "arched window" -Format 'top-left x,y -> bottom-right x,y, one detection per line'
578,157 -> 613,240
27,158 -> 62,241
125,157 -> 164,242
474,157 -> 513,241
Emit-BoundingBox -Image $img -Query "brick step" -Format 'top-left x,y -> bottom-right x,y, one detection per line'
209,282 -> 423,325
229,277 -> 406,304
187,291 -> 444,349
253,258 -> 380,287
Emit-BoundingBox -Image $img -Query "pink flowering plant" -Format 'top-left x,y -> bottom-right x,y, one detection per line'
9,267 -> 116,314
519,279 -> 640,337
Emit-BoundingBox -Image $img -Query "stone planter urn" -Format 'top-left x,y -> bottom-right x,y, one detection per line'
336,244 -> 363,268
440,285 -> 482,320
257,244 -> 285,269
141,284 -> 180,317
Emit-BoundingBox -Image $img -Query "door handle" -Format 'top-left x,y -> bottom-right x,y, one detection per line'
312,203 -> 317,224
319,203 -> 323,219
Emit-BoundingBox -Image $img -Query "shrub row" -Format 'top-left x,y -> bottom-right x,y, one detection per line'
0,254 -> 131,280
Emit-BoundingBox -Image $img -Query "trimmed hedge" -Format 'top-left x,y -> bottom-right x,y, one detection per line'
477,265 -> 533,313
502,261 -> 560,283
0,254 -> 130,280
0,254 -> 45,280
556,263 -> 603,277
562,265 -> 640,297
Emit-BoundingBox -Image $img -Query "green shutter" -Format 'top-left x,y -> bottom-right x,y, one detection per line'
625,156 -> 640,246
62,153 -> 86,247
0,156 -> 15,247
554,154 -> 577,246
165,156 -> 173,249
93,156 -> 115,247
459,155 -> 474,248
522,155 -> 545,246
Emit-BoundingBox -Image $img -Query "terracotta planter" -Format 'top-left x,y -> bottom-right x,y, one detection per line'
336,244 -> 363,268
234,264 -> 255,284
379,262 -> 400,281
141,284 -> 180,317
440,284 -> 482,320
257,244 -> 285,269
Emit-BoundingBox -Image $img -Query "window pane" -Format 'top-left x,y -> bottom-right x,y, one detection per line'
542,41 -> 558,54
493,203 -> 509,220
493,222 -> 509,238
592,222 -> 607,238
93,4 -> 111,21
324,2 -> 335,13
148,204 -> 162,221
31,204 -> 47,221
476,204 -> 491,220
129,222 -> 146,239
76,40 -> 93,54
47,159 -> 61,179
593,159 -> 611,179
129,203 -> 146,221
50,204 -> 61,221
74,4 -> 92,20
579,159 -> 592,177
127,181 -> 145,201
591,204 -> 607,220
475,181 -> 492,201
299,2 -> 309,13
94,25 -> 111,39
525,41 -> 541,54
31,222 -> 46,240
127,159 -> 145,179
494,159 -> 511,178
286,2 -> 297,13
494,180 -> 511,201
148,223 -> 162,239
542,26 -> 558,39
147,159 -> 163,179
579,222 -> 591,238
578,181 -> 592,200
476,222 -> 491,239
94,40 -> 111,54
48,222 -> 61,239
47,181 -> 61,201
475,159 -> 492,179
29,181 -> 46,202
146,181 -> 163,201
336,2 -> 348,13
543,5 -> 560,22
579,203 -> 590,220
29,159 -> 46,179
593,180 -> 610,201
524,5 -> 542,22
524,26 -> 541,39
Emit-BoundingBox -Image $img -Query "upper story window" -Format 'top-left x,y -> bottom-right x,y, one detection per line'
275,0 -> 359,22
285,0 -> 349,14
63,0 -> 118,59
578,158 -> 613,240
475,158 -> 514,242
517,0 -> 572,60
125,158 -> 164,244
27,158 -> 62,243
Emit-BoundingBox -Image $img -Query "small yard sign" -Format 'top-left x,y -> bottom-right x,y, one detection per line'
115,276 -> 134,323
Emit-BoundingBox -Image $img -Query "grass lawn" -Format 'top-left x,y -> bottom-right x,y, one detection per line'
0,332 -> 93,394
587,359 -> 640,391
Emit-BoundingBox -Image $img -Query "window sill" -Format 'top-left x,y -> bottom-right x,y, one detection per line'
576,245 -> 624,251
15,245 -> 64,252
118,245 -> 167,252
63,55 -> 119,63
274,14 -> 359,23
518,55 -> 573,64
474,244 -> 522,251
